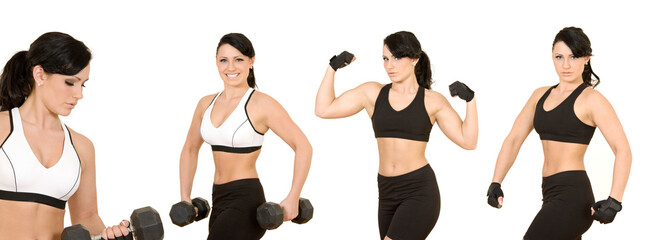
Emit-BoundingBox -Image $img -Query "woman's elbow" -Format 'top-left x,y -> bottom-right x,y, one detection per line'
315,107 -> 331,119
461,141 -> 477,150
299,140 -> 313,159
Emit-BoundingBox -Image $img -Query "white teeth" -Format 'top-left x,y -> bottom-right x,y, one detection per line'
226,73 -> 239,78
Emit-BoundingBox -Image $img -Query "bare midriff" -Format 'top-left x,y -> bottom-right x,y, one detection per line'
212,150 -> 261,184
376,138 -> 429,177
0,199 -> 65,240
541,140 -> 588,177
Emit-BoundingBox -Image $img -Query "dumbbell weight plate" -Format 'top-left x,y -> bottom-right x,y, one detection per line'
292,198 -> 314,224
192,197 -> 211,221
61,224 -> 91,240
256,202 -> 284,230
169,201 -> 196,227
131,206 -> 164,240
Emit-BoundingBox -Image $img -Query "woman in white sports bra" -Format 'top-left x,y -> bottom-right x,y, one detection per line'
0,32 -> 132,239
178,33 -> 312,240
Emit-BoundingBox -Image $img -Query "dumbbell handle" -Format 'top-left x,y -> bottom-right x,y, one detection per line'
88,226 -> 134,240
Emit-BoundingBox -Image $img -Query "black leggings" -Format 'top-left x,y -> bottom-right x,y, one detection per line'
207,178 -> 266,240
378,164 -> 441,240
524,170 -> 595,240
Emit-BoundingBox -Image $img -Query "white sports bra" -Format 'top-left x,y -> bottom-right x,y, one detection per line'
0,108 -> 81,209
200,88 -> 264,153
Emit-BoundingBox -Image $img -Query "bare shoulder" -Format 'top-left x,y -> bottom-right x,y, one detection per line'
424,88 -> 446,101
0,111 -> 10,145
423,88 -> 449,112
66,127 -> 95,169
358,81 -> 383,92
248,90 -> 281,109
67,127 -> 94,153
197,93 -> 218,109
580,86 -> 611,107
581,86 -> 606,100
358,81 -> 383,90
356,81 -> 384,99
526,86 -> 553,104
0,110 -> 9,124
533,86 -> 552,97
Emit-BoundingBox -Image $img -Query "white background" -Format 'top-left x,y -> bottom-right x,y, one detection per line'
1,0 -> 648,239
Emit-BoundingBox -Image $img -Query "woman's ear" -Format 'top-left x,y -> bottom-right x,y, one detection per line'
32,65 -> 46,86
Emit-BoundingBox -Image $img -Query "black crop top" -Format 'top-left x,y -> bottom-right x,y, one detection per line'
533,83 -> 596,144
372,83 -> 433,142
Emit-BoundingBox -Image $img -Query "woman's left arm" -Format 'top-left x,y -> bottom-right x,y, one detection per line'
253,92 -> 312,221
589,90 -> 632,201
67,130 -> 130,238
429,89 -> 478,150
66,130 -> 105,234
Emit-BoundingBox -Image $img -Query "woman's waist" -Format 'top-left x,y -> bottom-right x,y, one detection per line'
378,156 -> 429,177
541,156 -> 586,177
212,153 -> 259,185
0,200 -> 64,237
213,169 -> 259,185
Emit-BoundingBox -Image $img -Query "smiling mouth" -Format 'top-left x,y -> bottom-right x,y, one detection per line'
226,73 -> 239,78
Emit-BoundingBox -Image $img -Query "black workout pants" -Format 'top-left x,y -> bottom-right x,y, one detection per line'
378,164 -> 441,240
207,178 -> 266,240
524,170 -> 595,240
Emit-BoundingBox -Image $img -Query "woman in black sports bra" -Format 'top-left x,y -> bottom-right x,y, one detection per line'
315,31 -> 478,240
487,27 -> 632,240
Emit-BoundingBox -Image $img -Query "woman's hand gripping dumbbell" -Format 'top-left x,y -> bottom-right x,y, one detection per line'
256,198 -> 314,230
169,197 -> 210,227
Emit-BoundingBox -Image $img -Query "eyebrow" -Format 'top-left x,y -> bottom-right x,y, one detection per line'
217,55 -> 244,58
67,76 -> 89,82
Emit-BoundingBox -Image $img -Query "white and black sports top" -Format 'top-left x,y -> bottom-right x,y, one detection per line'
0,108 -> 82,209
200,88 -> 264,153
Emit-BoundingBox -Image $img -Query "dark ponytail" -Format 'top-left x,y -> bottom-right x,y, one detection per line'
217,33 -> 257,88
0,51 -> 32,111
553,27 -> 600,87
582,61 -> 599,87
384,31 -> 433,89
415,51 -> 432,89
0,32 -> 91,111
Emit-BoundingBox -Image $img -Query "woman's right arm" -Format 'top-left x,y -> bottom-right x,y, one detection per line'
315,63 -> 378,119
179,95 -> 213,203
491,87 -> 546,184
488,87 -> 547,208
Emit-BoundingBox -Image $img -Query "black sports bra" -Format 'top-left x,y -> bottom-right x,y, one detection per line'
372,84 -> 433,142
533,83 -> 596,145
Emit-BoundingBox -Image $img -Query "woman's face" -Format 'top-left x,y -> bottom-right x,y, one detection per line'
552,41 -> 590,83
35,64 -> 90,116
216,44 -> 254,87
382,45 -> 418,83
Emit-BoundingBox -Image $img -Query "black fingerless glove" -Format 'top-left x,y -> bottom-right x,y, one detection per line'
487,182 -> 504,208
329,51 -> 354,71
449,81 -> 474,102
592,196 -> 622,224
